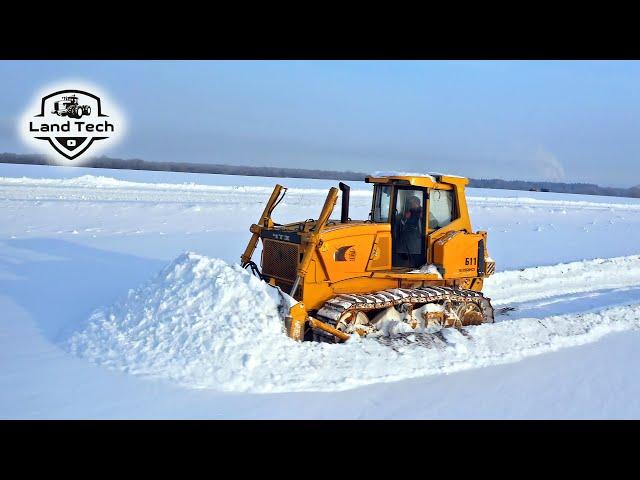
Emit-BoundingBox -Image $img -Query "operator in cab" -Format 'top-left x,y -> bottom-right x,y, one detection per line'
395,195 -> 424,268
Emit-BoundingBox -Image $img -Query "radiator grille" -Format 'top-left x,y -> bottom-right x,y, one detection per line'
262,239 -> 299,283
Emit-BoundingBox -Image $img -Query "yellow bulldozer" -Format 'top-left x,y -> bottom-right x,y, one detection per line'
241,173 -> 496,343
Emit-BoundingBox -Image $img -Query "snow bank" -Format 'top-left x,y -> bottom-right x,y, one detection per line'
65,253 -> 291,391
485,254 -> 640,305
469,195 -> 640,212
64,253 -> 640,393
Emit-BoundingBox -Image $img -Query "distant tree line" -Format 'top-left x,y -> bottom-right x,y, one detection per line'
0,153 -> 365,181
1,152 -> 639,199
468,178 -> 640,198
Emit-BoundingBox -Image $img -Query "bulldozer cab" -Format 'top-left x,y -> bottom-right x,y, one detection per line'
369,176 -> 458,269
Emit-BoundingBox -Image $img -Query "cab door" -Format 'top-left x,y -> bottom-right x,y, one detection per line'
390,187 -> 428,268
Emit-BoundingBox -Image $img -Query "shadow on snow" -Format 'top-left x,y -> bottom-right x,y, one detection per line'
0,238 -> 166,343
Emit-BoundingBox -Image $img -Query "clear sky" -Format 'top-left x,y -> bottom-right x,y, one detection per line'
1,60 -> 639,187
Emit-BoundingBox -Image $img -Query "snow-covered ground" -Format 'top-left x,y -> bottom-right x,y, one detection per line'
1,163 -> 640,418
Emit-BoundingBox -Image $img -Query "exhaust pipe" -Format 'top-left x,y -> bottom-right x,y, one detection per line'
339,182 -> 350,223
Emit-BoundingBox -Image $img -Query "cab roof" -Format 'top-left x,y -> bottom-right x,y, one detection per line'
364,173 -> 469,188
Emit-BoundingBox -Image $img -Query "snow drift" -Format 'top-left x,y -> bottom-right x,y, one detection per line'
64,253 -> 640,393
484,254 -> 640,305
65,253 -> 291,391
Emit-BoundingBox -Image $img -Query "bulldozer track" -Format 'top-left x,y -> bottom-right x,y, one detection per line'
313,286 -> 494,344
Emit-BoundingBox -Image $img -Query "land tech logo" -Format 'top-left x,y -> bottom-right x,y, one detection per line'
20,83 -> 125,163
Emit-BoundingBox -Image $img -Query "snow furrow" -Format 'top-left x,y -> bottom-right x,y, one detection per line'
64,252 -> 640,393
485,254 -> 640,306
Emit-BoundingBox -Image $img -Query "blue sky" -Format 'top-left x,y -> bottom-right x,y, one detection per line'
1,60 -> 639,187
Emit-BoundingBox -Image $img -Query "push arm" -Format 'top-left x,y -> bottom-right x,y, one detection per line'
240,184 -> 285,266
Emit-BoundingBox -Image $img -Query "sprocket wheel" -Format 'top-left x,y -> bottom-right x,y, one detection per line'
336,311 -> 372,335
455,301 -> 485,326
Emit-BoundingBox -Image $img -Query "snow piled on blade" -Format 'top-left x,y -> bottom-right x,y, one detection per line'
64,252 -> 640,394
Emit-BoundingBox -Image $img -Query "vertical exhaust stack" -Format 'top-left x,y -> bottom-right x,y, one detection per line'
339,182 -> 350,223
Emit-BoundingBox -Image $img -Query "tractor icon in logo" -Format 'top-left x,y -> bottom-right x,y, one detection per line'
51,95 -> 92,119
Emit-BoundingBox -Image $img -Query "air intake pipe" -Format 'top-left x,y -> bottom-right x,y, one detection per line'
339,182 -> 350,223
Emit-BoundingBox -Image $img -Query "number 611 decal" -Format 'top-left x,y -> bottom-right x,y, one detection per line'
465,257 -> 477,266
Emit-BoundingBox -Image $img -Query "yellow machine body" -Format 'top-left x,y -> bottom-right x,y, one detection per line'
241,173 -> 495,341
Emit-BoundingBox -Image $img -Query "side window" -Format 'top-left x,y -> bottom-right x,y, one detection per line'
429,189 -> 455,229
373,185 -> 392,222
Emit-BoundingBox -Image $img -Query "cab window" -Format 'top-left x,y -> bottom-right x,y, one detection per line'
429,189 -> 455,229
372,185 -> 392,222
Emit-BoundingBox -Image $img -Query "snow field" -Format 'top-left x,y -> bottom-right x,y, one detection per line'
3,164 -> 640,417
